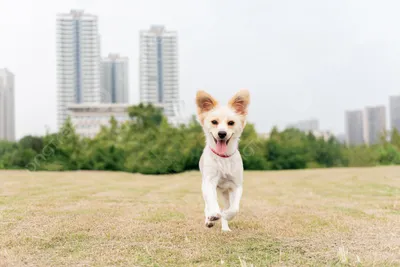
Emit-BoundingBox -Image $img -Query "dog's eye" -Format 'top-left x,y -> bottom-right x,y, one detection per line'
228,121 -> 235,126
211,120 -> 218,125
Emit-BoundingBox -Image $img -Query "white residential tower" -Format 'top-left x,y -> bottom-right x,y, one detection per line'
0,69 -> 15,142
139,25 -> 179,118
345,110 -> 365,146
364,106 -> 386,145
56,9 -> 101,129
101,53 -> 129,103
390,95 -> 400,132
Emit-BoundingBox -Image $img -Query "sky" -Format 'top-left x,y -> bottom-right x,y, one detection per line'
1,0 -> 400,139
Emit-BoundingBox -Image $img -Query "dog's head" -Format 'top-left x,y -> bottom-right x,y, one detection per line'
196,89 -> 250,155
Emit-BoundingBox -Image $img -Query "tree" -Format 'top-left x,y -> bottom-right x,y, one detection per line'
128,103 -> 164,129
85,117 -> 125,171
240,123 -> 268,170
391,128 -> 400,149
54,117 -> 86,170
19,135 -> 44,153
266,128 -> 308,170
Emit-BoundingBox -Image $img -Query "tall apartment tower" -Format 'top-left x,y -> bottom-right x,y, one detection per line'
364,106 -> 386,145
56,10 -> 101,129
345,110 -> 365,146
101,54 -> 129,103
139,25 -> 179,118
0,69 -> 15,142
389,95 -> 400,132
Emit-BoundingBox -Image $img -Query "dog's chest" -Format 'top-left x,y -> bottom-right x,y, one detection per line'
214,157 -> 235,177
214,157 -> 239,190
217,174 -> 236,191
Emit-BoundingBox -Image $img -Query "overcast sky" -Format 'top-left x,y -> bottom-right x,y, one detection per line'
1,0 -> 400,139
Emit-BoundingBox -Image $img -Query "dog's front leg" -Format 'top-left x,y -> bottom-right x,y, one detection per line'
222,185 -> 242,221
202,177 -> 221,228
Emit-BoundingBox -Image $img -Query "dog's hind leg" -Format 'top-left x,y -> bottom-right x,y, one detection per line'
221,190 -> 231,232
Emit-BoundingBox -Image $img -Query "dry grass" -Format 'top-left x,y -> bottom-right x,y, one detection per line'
0,167 -> 400,266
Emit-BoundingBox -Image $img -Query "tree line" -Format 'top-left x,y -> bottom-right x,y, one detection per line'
1,104 -> 400,174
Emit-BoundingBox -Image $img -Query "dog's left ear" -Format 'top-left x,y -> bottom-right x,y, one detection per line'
228,89 -> 250,115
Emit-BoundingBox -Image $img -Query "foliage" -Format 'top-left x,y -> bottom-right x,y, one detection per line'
1,104 -> 400,174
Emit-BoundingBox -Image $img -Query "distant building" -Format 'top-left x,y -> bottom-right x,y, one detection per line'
389,95 -> 400,132
67,103 -> 164,138
311,130 -> 333,141
56,10 -> 101,129
258,132 -> 270,139
167,99 -> 191,126
287,119 -> 319,132
0,69 -> 15,141
67,103 -> 131,138
364,106 -> 386,145
101,53 -> 129,104
139,25 -> 179,118
345,110 -> 365,145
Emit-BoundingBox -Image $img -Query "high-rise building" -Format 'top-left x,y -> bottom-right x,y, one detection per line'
345,110 -> 365,146
139,25 -> 179,118
364,106 -> 386,145
101,54 -> 129,103
56,10 -> 101,129
389,95 -> 400,132
287,119 -> 319,132
0,69 -> 15,142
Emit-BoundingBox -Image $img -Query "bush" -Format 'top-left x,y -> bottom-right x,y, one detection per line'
2,104 -> 399,174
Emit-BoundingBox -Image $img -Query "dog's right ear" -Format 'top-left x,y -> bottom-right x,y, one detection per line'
196,90 -> 218,123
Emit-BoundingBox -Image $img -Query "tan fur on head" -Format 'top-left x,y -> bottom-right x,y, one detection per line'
196,90 -> 219,124
228,89 -> 250,115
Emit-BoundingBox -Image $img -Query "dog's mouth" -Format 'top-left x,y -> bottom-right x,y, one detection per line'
212,135 -> 232,145
210,133 -> 233,155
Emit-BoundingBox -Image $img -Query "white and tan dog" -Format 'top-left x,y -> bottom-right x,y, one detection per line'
196,89 -> 250,232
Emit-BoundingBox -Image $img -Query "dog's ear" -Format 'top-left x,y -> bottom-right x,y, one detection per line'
196,90 -> 218,115
228,89 -> 250,115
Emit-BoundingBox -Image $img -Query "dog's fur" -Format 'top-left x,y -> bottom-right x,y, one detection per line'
196,89 -> 250,231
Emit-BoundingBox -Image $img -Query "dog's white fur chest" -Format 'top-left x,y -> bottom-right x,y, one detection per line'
200,149 -> 243,191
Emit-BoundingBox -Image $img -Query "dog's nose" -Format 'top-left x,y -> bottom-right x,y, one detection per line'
218,131 -> 227,139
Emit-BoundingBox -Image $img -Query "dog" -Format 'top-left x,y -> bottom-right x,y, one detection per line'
196,89 -> 250,232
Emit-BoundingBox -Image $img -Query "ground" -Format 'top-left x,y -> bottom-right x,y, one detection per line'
0,167 -> 399,267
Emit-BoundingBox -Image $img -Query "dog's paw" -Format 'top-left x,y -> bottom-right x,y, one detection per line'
205,221 -> 215,228
221,228 -> 232,232
207,213 -> 221,222
222,209 -> 238,221
204,213 -> 220,228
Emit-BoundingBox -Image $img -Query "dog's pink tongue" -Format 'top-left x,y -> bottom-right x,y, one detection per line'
216,140 -> 227,155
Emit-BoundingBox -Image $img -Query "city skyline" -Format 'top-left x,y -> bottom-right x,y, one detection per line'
2,0 -> 400,139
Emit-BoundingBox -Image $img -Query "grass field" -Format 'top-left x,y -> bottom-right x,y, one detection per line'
0,167 -> 400,266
